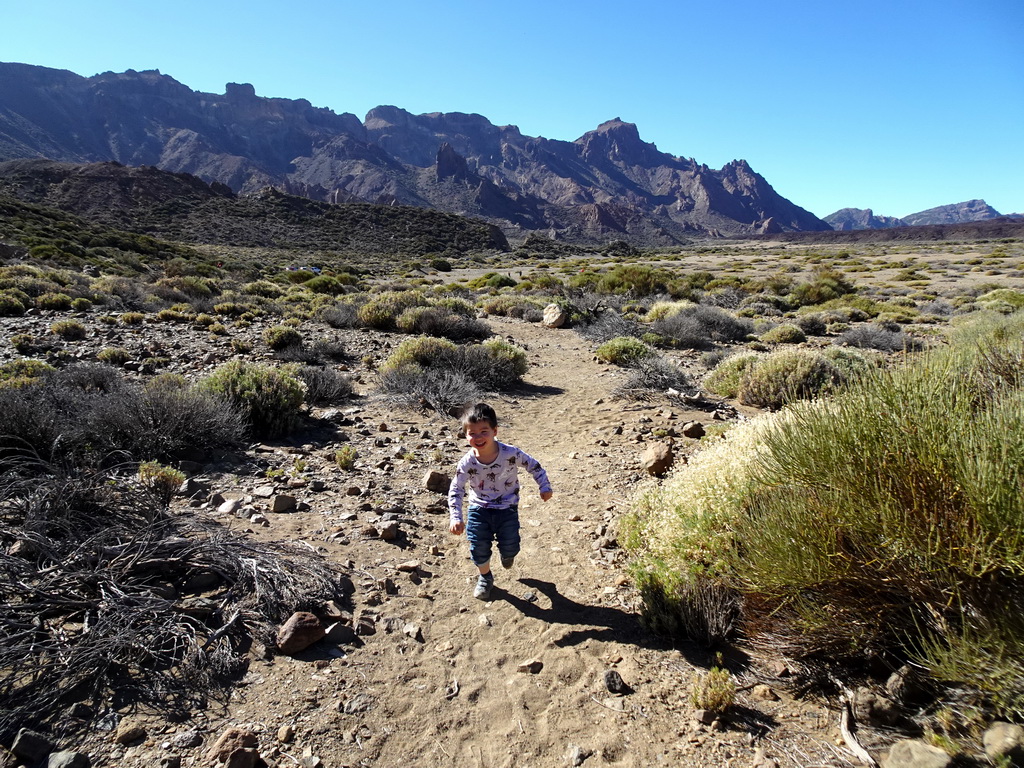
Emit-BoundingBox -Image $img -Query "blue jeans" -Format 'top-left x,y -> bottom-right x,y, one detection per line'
465,505 -> 520,567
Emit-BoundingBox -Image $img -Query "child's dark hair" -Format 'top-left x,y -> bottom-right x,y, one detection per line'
461,402 -> 497,434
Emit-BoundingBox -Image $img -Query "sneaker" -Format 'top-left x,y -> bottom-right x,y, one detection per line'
500,555 -> 516,569
473,573 -> 494,600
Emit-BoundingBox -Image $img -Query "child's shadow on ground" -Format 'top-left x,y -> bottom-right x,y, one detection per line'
496,577 -> 667,652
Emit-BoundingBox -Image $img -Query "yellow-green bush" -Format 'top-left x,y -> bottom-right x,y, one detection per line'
201,361 -> 305,438
595,336 -> 654,367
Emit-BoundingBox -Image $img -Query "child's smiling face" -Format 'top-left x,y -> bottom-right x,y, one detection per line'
464,420 -> 498,459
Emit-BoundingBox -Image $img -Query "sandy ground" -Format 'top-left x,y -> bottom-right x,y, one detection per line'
88,316 -> 864,768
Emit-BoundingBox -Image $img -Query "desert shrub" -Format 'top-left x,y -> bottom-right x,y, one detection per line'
396,306 -> 490,341
70,297 -> 92,312
213,301 -> 249,317
836,324 -> 923,352
376,336 -> 528,409
690,667 -> 736,713
193,313 -> 216,327
230,339 -> 253,354
120,311 -> 146,325
302,275 -> 344,295
156,308 -> 191,323
613,355 -> 695,401
977,288 -> 1024,311
759,323 -> 806,344
263,325 -> 303,351
478,294 -> 545,318
201,362 -> 305,438
36,292 -> 73,311
703,353 -> 761,399
381,336 -> 459,373
821,347 -> 877,379
575,309 -> 644,343
295,365 -> 353,406
594,265 -> 675,297
653,305 -> 753,349
430,258 -> 453,272
646,300 -> 694,322
10,334 -> 37,354
137,461 -> 186,503
736,348 -> 841,409
0,364 -> 244,462
0,359 -> 55,390
357,290 -> 429,330
335,445 -> 358,470
432,296 -> 476,316
787,267 -> 857,307
0,293 -> 26,317
596,336 -> 654,367
320,301 -> 360,329
468,272 -> 517,290
97,347 -> 132,366
376,364 -> 481,414
242,280 -> 286,299
50,320 -> 86,340
284,269 -> 316,284
478,337 -> 529,383
792,313 -> 828,337
626,319 -> 1024,717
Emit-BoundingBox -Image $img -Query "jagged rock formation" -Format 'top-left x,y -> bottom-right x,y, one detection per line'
901,199 -> 1003,226
0,62 -> 831,243
824,208 -> 907,231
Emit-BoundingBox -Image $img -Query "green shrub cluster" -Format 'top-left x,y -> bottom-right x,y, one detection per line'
201,361 -> 305,438
357,291 -> 429,330
625,312 -> 1024,717
595,336 -> 654,367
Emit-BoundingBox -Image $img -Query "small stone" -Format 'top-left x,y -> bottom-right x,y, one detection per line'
603,669 -> 629,694
341,693 -> 374,714
379,520 -> 400,540
114,717 -> 147,744
277,725 -> 295,743
423,470 -> 450,493
396,560 -> 421,572
751,684 -> 779,701
345,486 -> 362,496
171,730 -> 203,749
12,730 -> 53,765
693,709 -> 716,725
403,622 -> 424,642
206,728 -> 258,765
250,513 -> 270,527
47,752 -> 91,768
253,485 -> 275,498
681,421 -> 706,438
567,744 -> 592,766
518,659 -> 543,674
271,494 -> 297,513
640,442 -> 674,477
882,739 -> 951,768
217,499 -> 242,515
276,611 -> 325,655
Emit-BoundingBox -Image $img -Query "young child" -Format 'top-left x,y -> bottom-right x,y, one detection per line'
448,402 -> 553,600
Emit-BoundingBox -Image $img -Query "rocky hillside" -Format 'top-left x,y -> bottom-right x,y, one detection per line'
0,62 -> 830,243
0,159 -> 509,255
901,198 -> 1005,226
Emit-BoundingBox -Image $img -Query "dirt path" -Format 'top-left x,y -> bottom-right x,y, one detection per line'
97,318 -> 843,768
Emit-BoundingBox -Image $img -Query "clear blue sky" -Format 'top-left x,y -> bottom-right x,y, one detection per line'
4,0 -> 1022,219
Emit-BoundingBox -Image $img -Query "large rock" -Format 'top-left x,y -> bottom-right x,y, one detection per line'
640,442 -> 674,477
422,470 -> 450,493
206,728 -> 258,765
984,722 -> 1024,765
542,304 -> 568,328
11,729 -> 53,764
276,611 -> 325,654
882,740 -> 950,768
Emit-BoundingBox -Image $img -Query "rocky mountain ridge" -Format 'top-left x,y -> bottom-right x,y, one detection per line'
825,199 -> 1020,231
0,62 -> 830,244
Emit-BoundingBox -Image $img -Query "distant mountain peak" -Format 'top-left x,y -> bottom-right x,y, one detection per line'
0,61 -> 833,243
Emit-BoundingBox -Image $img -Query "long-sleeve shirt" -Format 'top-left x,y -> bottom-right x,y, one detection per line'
448,441 -> 551,524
